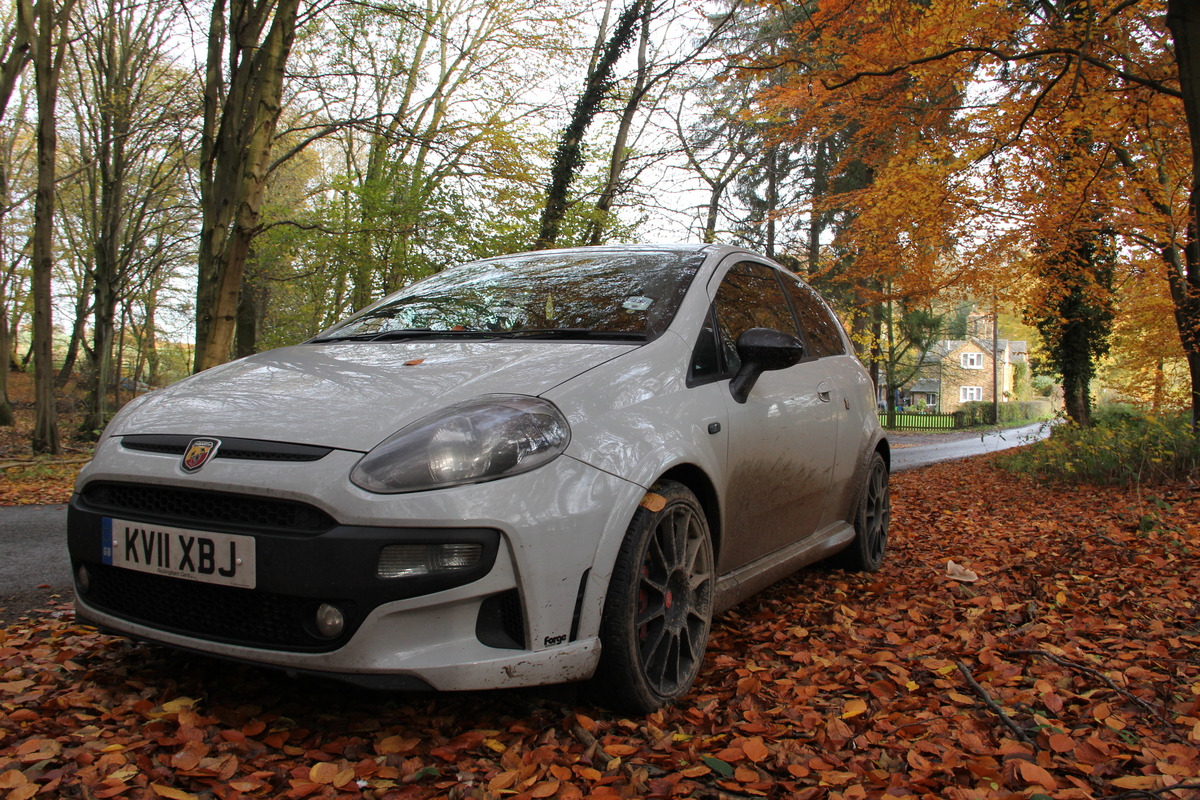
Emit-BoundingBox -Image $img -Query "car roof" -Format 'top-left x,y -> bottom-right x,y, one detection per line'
467,243 -> 774,266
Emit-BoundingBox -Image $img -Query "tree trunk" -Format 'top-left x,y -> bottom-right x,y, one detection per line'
144,283 -> 159,386
30,0 -> 76,454
56,269 -> 92,387
702,181 -> 726,244
765,145 -> 778,259
235,259 -> 267,358
806,138 -> 828,275
194,0 -> 300,373
1165,0 -> 1200,431
884,294 -> 895,429
534,0 -> 645,250
0,301 -> 11,426
0,0 -> 32,428
79,272 -> 116,437
584,8 -> 650,246
1062,372 -> 1091,427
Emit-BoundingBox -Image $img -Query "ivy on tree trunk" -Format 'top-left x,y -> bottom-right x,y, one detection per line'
534,0 -> 646,251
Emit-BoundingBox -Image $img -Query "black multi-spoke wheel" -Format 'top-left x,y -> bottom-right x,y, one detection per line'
830,451 -> 890,572
590,481 -> 714,713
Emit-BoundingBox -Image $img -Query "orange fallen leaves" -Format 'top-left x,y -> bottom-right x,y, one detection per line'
0,461 -> 85,505
1,456 -> 1198,799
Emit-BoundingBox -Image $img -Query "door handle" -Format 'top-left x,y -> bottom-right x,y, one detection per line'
817,381 -> 832,403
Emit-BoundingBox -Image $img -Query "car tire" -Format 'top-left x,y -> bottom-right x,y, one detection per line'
830,451 -> 890,572
589,481 -> 715,713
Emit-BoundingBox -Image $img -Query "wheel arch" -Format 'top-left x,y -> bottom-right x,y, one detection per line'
844,432 -> 890,524
875,437 -> 890,470
654,463 -> 722,561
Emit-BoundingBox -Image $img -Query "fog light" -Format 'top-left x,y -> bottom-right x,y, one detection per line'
377,543 -> 482,578
76,564 -> 90,593
315,603 -> 344,638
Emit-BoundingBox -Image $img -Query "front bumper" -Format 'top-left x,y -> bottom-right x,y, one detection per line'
67,440 -> 644,691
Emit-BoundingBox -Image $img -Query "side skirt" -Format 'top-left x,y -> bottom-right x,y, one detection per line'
712,522 -> 856,614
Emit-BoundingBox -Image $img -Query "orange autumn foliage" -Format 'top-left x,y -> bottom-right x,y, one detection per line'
744,0 -> 1196,411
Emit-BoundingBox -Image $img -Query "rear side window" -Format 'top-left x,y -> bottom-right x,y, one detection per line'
780,275 -> 847,357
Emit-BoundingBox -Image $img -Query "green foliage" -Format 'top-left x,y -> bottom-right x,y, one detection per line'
1026,232 -> 1116,426
1011,360 -> 1031,400
946,302 -> 971,338
954,401 -> 1053,427
998,410 -> 1200,485
1032,375 -> 1056,397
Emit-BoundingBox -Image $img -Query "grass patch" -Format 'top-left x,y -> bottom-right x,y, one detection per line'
997,407 -> 1200,484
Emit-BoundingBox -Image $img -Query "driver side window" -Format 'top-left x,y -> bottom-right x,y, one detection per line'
691,261 -> 798,382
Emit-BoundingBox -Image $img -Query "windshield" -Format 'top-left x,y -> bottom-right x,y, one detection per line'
313,248 -> 707,342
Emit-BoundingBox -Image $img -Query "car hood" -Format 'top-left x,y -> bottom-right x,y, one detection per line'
109,340 -> 637,451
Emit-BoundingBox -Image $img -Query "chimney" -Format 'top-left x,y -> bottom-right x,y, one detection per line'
967,311 -> 993,339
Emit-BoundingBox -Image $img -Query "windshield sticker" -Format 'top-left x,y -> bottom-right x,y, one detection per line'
623,296 -> 654,312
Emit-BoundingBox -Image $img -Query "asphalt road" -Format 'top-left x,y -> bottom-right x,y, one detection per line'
0,503 -> 75,625
0,422 -> 1053,624
889,420 -> 1053,472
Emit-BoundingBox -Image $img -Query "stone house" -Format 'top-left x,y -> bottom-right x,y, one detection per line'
904,315 -> 1028,413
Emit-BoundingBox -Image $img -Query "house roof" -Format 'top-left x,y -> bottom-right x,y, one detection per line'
909,378 -> 941,393
923,336 -> 1010,362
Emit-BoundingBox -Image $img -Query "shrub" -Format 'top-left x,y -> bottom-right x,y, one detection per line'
997,410 -> 1200,485
954,400 -> 1054,427
1032,375 -> 1057,397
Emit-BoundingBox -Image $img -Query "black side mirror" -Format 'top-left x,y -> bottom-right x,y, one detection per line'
729,327 -> 805,404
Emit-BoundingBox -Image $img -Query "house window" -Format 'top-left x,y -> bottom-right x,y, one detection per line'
961,352 -> 984,369
961,386 -> 983,402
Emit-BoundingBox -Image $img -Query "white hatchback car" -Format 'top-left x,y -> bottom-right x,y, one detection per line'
68,244 -> 889,712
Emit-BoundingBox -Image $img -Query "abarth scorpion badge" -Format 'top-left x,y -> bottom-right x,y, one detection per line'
182,438 -> 221,473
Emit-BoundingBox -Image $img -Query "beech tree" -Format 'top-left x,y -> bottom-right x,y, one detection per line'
0,2 -> 32,427
30,0 -> 78,453
60,0 -> 195,435
745,0 -> 1198,427
534,0 -> 647,250
1165,0 -> 1200,429
193,0 -> 304,373
292,0 -> 573,314
578,0 -> 736,246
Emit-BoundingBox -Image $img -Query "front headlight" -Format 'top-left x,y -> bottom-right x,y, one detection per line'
350,394 -> 570,493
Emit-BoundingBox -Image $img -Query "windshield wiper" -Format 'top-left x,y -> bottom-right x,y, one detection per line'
499,329 -> 647,341
309,328 -> 499,343
499,328 -> 646,341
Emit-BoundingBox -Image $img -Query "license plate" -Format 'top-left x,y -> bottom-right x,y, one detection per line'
102,518 -> 256,589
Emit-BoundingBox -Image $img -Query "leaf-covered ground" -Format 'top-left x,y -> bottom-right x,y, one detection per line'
0,372 -> 93,506
1,456 -> 1198,800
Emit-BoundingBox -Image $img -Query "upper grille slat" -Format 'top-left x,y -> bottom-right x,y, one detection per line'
120,434 -> 333,462
81,482 -> 337,533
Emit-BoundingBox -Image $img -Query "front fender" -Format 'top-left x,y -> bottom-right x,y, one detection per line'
544,333 -> 726,494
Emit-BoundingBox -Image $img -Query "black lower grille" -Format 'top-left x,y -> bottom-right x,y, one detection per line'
81,482 -> 336,533
83,563 -> 355,650
498,590 -> 525,645
475,589 -> 525,649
